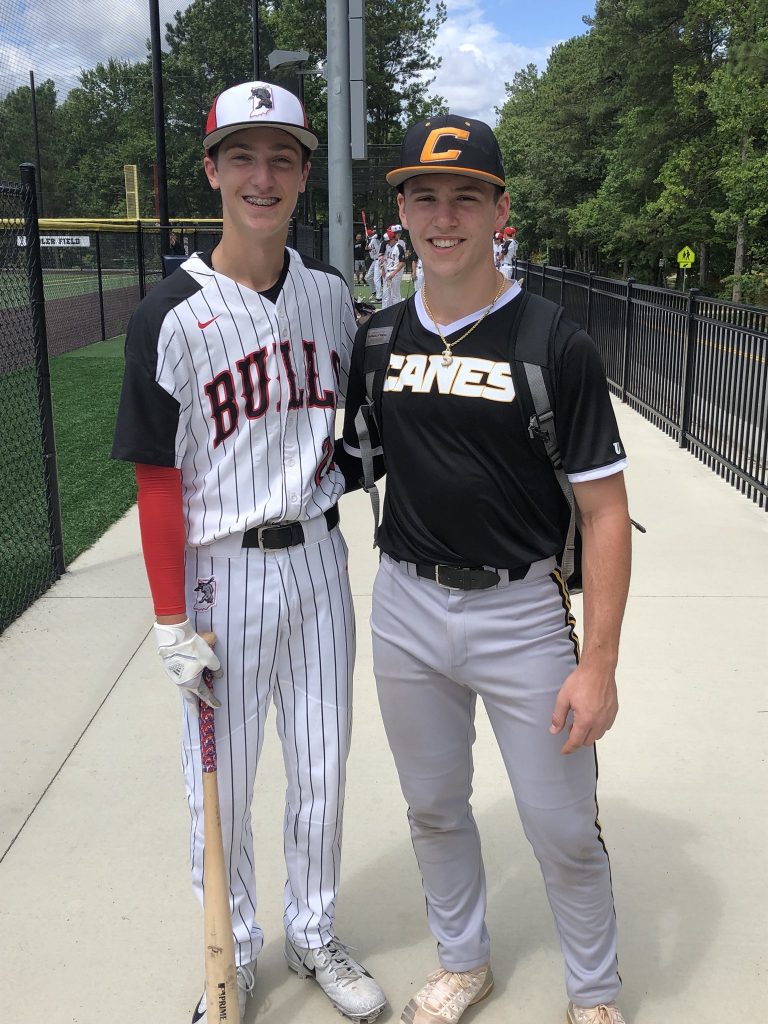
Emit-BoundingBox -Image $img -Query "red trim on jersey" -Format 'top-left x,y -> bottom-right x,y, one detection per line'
135,463 -> 187,616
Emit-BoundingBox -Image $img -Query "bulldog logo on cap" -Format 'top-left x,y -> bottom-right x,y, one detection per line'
250,85 -> 274,118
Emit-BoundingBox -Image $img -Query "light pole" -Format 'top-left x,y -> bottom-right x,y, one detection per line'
149,0 -> 170,255
252,0 -> 261,79
267,50 -> 313,224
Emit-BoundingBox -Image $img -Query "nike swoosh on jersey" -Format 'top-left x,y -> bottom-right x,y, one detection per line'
197,315 -> 221,329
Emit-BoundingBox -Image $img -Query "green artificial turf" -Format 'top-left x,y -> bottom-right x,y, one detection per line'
49,335 -> 136,565
0,271 -> 138,310
0,334 -> 136,629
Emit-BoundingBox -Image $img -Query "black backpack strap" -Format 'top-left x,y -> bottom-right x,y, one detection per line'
353,299 -> 409,545
512,293 -> 579,582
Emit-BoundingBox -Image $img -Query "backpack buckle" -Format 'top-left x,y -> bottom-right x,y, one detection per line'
528,410 -> 554,442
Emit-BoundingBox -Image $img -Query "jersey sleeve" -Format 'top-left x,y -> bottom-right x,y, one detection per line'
554,327 -> 628,481
112,300 -> 184,466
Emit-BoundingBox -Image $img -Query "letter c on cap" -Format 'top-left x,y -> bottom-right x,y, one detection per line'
420,127 -> 470,164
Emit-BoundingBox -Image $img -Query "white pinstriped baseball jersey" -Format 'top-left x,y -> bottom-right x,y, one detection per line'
113,248 -> 356,545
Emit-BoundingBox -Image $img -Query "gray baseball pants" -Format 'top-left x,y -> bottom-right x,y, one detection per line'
371,553 -> 621,1006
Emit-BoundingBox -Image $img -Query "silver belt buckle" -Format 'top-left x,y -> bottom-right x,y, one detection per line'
435,565 -> 461,590
256,522 -> 279,551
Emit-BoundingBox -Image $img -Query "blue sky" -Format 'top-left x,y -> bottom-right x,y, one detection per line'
1,0 -> 595,123
480,0 -> 593,45
429,1 -> 595,124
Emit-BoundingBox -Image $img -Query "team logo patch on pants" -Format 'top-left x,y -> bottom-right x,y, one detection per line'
193,576 -> 217,610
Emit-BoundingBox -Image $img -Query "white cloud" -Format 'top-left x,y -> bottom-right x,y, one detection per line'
426,1 -> 554,125
1,0 -> 191,99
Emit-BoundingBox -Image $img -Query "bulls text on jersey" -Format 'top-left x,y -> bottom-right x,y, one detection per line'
205,340 -> 341,447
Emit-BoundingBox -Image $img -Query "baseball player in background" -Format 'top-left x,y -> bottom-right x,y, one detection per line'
492,230 -> 503,268
340,114 -> 631,1024
380,225 -> 407,308
112,80 -> 386,1024
366,228 -> 384,300
499,225 -> 518,279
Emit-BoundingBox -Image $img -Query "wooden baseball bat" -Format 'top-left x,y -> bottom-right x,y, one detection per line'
199,632 -> 240,1024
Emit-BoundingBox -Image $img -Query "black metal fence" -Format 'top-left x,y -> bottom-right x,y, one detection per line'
519,261 -> 768,509
0,166 -> 65,632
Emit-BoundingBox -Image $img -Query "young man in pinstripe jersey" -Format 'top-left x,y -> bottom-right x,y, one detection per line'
112,81 -> 386,1024
341,115 -> 632,1024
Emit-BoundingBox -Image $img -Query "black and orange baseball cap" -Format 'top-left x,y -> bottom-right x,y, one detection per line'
386,114 -> 505,189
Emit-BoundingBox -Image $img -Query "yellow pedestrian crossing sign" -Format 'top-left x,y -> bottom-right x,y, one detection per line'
677,246 -> 695,268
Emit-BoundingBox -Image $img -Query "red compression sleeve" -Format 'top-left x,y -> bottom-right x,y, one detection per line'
135,463 -> 187,617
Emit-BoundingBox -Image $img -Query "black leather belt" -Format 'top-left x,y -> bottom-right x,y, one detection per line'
415,562 -> 530,590
242,505 -> 339,551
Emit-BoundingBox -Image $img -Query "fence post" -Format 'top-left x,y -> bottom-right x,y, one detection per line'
619,277 -> 636,402
136,220 -> 146,299
678,288 -> 700,449
560,265 -> 566,307
541,262 -> 547,297
20,162 -> 65,579
291,217 -> 298,250
586,271 -> 595,334
95,231 -> 106,341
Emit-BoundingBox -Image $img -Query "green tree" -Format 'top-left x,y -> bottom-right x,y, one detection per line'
0,79 -> 66,215
159,0 -> 446,223
700,1 -> 768,301
161,0 -> 276,216
497,33 -> 615,269
56,59 -> 155,217
263,0 -> 446,143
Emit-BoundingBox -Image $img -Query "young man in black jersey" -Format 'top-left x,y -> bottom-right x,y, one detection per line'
340,115 -> 632,1024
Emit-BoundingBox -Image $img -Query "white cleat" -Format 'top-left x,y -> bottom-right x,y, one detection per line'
401,964 -> 493,1024
191,960 -> 256,1023
285,936 -> 387,1022
567,1001 -> 627,1024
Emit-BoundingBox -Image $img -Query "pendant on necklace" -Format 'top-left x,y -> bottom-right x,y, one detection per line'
441,349 -> 453,367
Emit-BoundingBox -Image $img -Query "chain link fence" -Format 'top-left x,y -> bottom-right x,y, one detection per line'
0,173 -> 64,631
34,219 -> 330,357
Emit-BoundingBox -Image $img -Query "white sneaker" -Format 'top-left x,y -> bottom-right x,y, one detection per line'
567,1001 -> 627,1024
285,936 -> 386,1022
401,965 -> 493,1024
191,960 -> 256,1023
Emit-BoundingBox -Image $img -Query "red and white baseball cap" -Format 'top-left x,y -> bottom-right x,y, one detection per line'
504,226 -> 517,236
204,81 -> 319,152
388,223 -> 403,233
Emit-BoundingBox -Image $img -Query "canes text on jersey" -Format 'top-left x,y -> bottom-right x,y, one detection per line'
384,353 -> 515,403
205,341 -> 341,447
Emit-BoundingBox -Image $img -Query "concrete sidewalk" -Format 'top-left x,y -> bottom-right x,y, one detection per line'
0,402 -> 766,1024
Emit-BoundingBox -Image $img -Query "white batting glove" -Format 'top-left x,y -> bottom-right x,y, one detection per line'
153,619 -> 222,715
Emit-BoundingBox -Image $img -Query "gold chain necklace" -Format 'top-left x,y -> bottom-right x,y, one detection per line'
421,275 -> 507,366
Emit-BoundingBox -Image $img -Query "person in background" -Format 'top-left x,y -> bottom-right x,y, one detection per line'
380,224 -> 406,309
354,232 -> 367,285
366,227 -> 384,301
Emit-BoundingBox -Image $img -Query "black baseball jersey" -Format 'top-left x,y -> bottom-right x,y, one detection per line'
113,248 -> 355,546
342,287 -> 627,568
